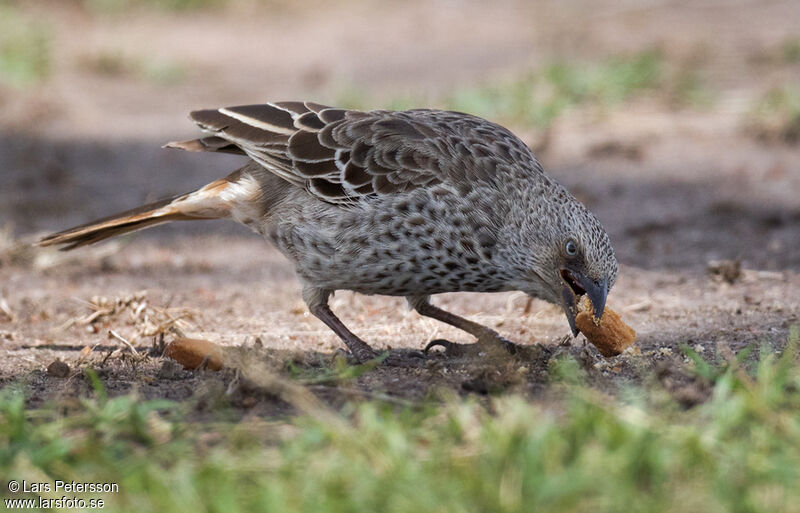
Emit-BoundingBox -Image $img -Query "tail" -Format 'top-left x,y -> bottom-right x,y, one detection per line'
39,170 -> 251,251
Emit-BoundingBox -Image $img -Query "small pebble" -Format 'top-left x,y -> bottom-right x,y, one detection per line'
157,358 -> 184,379
47,360 -> 70,378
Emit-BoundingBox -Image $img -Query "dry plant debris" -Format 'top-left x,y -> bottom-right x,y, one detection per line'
0,224 -> 34,267
0,292 -> 15,322
65,291 -> 196,345
707,259 -> 742,284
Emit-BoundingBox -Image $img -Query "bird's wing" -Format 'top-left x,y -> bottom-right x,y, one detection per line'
167,101 -> 532,204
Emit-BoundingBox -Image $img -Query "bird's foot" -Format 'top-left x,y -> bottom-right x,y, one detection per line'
379,349 -> 427,367
340,346 -> 427,367
424,338 -> 552,362
424,334 -> 520,358
480,333 -> 521,354
424,339 -> 481,357
350,345 -> 380,365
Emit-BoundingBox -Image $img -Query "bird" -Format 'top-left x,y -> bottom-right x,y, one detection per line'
39,101 -> 618,364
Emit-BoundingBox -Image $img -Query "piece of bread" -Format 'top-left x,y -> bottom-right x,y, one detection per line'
575,296 -> 636,357
164,338 -> 224,370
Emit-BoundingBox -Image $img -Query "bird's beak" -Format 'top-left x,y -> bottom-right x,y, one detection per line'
560,269 -> 608,337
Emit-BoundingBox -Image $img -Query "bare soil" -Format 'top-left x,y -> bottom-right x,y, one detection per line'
1,0 -> 798,417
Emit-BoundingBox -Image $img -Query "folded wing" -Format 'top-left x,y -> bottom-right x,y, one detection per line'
166,101 -> 519,204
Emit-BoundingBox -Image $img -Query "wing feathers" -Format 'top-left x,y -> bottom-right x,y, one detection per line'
164,136 -> 245,154
168,102 -> 520,205
318,122 -> 348,149
295,160 -> 337,178
288,130 -> 336,162
304,101 -> 332,113
192,108 -> 292,145
343,161 -> 372,186
309,178 -> 348,199
318,108 -> 347,123
273,101 -> 311,116
294,112 -> 326,131
220,105 -> 296,134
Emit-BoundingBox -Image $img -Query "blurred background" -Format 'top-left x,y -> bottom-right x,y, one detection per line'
1,0 -> 799,271
2,5 -> 800,506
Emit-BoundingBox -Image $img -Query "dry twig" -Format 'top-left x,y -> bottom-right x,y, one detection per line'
109,329 -> 139,355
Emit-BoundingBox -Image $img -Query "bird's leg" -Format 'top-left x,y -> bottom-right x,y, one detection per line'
311,304 -> 380,363
304,287 -> 425,366
304,287 -> 377,364
408,296 -> 518,357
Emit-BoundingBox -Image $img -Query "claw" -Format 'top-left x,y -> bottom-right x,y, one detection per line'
424,339 -> 484,357
499,337 -> 519,355
353,348 -> 379,364
422,338 -> 455,354
425,337 -> 522,358
424,339 -> 459,355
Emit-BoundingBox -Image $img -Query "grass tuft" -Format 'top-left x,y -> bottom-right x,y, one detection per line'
79,50 -> 187,85
338,49 -> 671,135
780,37 -> 800,64
81,0 -> 224,14
0,5 -> 51,87
2,329 -> 799,512
443,49 -> 663,129
746,86 -> 800,144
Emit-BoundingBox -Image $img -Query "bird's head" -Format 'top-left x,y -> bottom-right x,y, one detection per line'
517,184 -> 618,337
555,229 -> 617,337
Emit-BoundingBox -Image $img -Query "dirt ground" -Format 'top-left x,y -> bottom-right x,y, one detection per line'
1,0 -> 799,416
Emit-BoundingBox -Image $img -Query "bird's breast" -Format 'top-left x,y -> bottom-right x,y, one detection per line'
268,187 -> 513,295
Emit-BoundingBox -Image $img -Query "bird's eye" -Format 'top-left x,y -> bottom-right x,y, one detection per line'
565,239 -> 578,257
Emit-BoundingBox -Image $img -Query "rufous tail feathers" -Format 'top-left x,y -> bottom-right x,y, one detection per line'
39,177 -> 239,251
